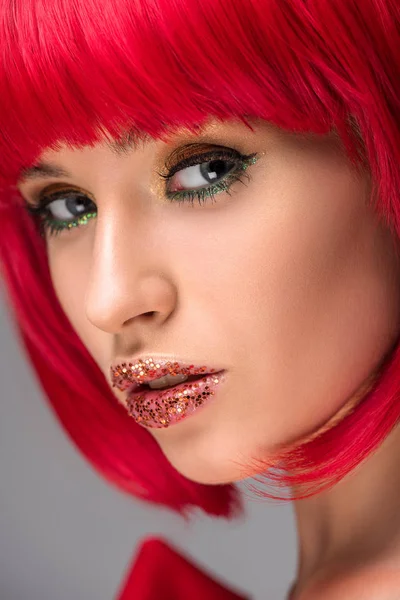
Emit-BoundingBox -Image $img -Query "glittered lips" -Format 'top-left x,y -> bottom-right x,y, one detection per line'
110,358 -> 226,428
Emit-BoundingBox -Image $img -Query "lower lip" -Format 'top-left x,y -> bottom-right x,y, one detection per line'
125,371 -> 226,428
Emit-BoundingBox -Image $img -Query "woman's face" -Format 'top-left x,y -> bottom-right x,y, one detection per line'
18,117 -> 400,484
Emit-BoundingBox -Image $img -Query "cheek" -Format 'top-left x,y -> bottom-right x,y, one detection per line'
197,162 -> 400,439
47,239 -> 110,367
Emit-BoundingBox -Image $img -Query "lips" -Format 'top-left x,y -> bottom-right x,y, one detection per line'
110,357 -> 226,428
128,372 -> 225,428
110,358 -> 219,392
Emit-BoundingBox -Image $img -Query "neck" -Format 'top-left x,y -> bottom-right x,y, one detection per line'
290,421 -> 400,596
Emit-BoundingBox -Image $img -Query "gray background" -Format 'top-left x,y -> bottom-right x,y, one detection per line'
0,286 -> 297,600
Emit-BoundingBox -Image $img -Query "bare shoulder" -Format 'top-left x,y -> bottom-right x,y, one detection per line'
303,564 -> 400,600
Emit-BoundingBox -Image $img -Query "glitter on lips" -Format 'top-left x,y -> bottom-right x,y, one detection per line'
110,358 -> 222,428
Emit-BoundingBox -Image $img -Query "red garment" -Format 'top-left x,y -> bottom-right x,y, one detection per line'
116,537 -> 249,600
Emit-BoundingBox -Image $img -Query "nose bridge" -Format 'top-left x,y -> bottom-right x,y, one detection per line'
84,205 -> 177,333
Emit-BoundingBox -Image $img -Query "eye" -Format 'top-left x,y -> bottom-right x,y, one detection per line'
47,193 -> 95,220
23,145 -> 260,238
159,145 -> 260,206
24,189 -> 97,237
169,159 -> 236,191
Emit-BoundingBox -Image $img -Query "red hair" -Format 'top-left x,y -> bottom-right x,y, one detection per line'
0,0 -> 399,513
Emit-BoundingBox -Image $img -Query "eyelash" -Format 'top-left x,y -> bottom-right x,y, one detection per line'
24,147 -> 260,238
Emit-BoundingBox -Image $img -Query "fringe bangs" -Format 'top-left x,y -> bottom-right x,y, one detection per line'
0,0 -> 380,184
0,0 -> 400,512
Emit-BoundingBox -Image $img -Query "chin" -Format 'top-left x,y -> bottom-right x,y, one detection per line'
156,439 -> 251,485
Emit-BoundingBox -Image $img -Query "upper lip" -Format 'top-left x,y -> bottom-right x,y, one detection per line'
110,356 -> 224,394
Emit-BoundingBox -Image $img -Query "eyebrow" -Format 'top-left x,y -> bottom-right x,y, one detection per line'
18,162 -> 72,183
18,129 -> 154,183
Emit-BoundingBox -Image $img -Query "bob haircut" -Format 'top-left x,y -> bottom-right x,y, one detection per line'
0,0 -> 400,517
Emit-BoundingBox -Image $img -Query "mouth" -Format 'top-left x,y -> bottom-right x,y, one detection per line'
110,357 -> 226,428
131,372 -> 210,392
126,371 -> 225,428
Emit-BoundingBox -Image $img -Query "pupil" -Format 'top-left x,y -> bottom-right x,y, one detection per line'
201,159 -> 232,183
66,195 -> 90,216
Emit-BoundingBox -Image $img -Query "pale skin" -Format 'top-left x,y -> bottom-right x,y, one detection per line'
17,117 -> 400,598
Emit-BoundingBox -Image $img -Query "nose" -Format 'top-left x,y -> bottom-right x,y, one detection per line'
84,206 -> 177,334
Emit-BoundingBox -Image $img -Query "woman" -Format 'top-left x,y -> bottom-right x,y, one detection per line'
1,0 -> 400,598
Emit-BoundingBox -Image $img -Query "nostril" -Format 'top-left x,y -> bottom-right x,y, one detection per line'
143,311 -> 156,318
